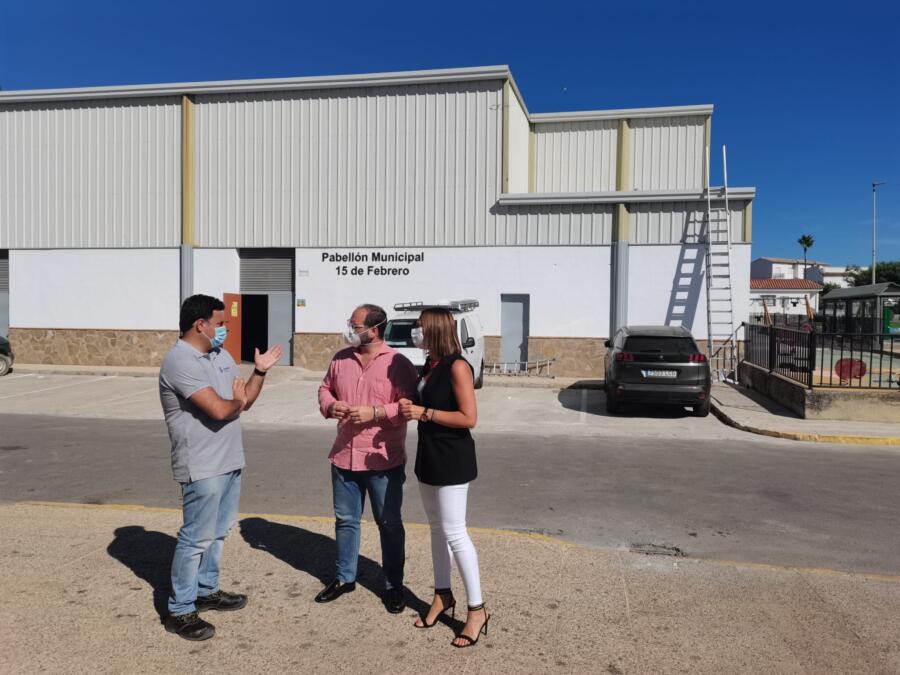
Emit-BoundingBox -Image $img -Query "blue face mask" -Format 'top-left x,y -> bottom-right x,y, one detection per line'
210,325 -> 228,349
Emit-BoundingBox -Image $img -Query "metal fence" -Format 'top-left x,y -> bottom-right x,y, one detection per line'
744,322 -> 900,389
815,333 -> 900,389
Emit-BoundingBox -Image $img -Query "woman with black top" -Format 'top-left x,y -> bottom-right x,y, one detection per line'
398,308 -> 489,648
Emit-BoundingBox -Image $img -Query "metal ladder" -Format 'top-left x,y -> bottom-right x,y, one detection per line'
704,145 -> 737,380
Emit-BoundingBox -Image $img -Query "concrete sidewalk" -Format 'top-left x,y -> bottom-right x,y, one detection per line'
711,382 -> 900,445
2,501 -> 899,674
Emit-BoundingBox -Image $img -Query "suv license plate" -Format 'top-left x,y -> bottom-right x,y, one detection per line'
642,369 -> 678,378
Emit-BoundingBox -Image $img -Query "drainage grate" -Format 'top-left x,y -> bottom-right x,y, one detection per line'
629,543 -> 686,557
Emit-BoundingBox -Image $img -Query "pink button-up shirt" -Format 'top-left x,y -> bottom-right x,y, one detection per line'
318,342 -> 419,472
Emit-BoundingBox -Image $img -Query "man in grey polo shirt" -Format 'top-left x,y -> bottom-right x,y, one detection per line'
159,294 -> 283,641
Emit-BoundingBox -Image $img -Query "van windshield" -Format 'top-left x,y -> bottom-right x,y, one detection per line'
385,319 -> 416,348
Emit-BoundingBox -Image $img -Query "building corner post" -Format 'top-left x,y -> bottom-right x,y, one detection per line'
610,119 -> 631,336
180,95 -> 196,304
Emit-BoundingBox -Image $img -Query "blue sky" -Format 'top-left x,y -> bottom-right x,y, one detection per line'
2,1 -> 898,267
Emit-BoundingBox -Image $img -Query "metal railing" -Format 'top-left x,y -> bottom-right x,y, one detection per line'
487,358 -> 555,377
708,324 -> 746,383
814,333 -> 900,389
744,322 -> 900,389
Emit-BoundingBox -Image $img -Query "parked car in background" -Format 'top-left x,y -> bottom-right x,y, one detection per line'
384,300 -> 485,389
604,325 -> 711,416
0,336 -> 13,376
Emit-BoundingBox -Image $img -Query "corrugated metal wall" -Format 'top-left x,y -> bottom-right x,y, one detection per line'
194,80 -> 503,248
629,200 -> 747,244
0,97 -> 181,248
630,116 -> 705,191
491,203 -> 614,245
533,120 -> 617,193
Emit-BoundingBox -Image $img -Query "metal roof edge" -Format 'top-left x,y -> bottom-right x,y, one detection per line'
498,187 -> 755,206
530,104 -> 714,123
0,65 -> 512,104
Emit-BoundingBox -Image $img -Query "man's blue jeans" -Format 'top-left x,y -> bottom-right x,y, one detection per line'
168,470 -> 242,616
331,463 -> 406,590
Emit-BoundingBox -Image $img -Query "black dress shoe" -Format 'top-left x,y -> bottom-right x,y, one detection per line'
315,579 -> 356,603
384,587 -> 407,614
195,590 -> 248,612
165,612 -> 215,641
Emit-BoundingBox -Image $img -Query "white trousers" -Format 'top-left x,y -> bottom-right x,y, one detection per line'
418,482 -> 483,607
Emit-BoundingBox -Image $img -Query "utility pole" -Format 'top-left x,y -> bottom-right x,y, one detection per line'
872,181 -> 886,284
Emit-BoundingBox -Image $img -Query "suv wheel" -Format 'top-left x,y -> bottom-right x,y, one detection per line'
693,399 -> 711,417
605,388 -> 621,414
474,361 -> 484,390
0,355 -> 10,377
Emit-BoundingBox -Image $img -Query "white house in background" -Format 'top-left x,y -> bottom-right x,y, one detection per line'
749,279 -> 824,316
751,256 -> 826,280
805,264 -> 852,289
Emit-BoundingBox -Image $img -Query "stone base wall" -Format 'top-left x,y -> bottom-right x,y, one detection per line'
486,335 -> 606,378
297,333 -> 608,378
9,328 -> 178,367
293,333 -> 347,372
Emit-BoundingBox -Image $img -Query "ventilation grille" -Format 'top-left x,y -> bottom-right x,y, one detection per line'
239,249 -> 294,293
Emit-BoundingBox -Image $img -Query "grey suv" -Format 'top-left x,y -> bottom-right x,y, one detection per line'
604,326 -> 711,416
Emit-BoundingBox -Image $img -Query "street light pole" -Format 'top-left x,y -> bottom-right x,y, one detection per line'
872,181 -> 886,284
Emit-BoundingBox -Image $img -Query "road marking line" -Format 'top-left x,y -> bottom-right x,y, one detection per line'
2,374 -> 37,381
0,376 -> 113,400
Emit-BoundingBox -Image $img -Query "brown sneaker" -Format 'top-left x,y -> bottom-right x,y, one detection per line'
165,612 -> 215,641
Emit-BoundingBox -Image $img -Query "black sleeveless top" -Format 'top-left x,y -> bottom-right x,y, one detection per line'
414,354 -> 477,486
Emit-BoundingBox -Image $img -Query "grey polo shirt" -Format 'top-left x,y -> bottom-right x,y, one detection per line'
159,339 -> 245,483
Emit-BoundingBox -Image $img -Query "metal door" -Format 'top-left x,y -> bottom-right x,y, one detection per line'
266,290 -> 293,366
223,293 -> 242,365
239,249 -> 294,366
500,294 -> 530,370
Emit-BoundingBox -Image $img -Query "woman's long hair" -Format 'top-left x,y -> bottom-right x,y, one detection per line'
419,308 -> 461,360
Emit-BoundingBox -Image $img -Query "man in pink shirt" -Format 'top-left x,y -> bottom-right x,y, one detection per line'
316,303 -> 418,613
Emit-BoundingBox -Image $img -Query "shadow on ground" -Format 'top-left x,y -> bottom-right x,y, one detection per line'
106,526 -> 176,622
557,387 -> 694,418
239,517 -> 437,623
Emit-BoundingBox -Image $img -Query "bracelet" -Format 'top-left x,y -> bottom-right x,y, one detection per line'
373,406 -> 378,421
420,408 -> 430,422
253,368 -> 267,377
429,409 -> 436,422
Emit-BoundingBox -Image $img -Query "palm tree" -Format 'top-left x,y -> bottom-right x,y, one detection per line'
797,234 -> 815,277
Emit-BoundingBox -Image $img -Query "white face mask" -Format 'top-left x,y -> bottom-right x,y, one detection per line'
344,320 -> 384,347
411,327 -> 425,349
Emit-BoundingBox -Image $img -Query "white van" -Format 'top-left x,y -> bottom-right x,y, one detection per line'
384,300 -> 486,389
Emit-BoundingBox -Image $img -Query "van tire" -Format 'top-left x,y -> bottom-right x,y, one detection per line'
474,361 -> 484,389
0,356 -> 10,377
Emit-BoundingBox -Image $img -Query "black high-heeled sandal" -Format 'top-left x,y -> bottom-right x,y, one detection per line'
451,603 -> 490,648
414,588 -> 456,629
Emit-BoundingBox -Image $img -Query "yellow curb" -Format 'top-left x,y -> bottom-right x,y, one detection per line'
690,556 -> 900,584
15,500 -> 577,549
11,500 -> 900,584
711,404 -> 900,446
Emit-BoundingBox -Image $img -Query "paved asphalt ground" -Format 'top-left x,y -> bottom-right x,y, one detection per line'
2,413 -> 899,576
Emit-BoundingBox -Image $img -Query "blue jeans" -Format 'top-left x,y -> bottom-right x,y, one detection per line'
331,463 -> 406,590
168,470 -> 242,616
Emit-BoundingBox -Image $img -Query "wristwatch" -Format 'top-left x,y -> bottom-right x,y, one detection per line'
254,368 -> 267,377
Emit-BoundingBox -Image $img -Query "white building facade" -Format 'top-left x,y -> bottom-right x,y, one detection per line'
0,66 -> 755,376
